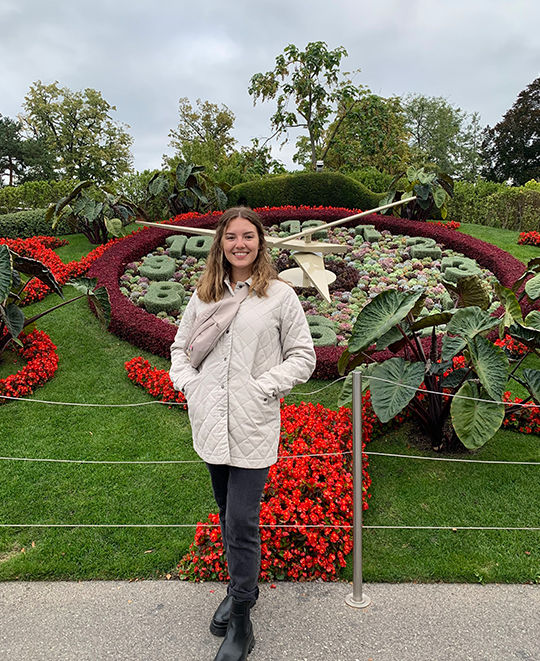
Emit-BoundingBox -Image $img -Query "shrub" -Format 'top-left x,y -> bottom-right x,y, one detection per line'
448,180 -> 540,230
346,167 -> 394,194
227,172 -> 381,210
0,180 -> 76,215
0,209 -> 72,239
483,187 -> 540,231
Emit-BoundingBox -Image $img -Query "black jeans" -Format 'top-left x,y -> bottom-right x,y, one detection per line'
206,463 -> 269,605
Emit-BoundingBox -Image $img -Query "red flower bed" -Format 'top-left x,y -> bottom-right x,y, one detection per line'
125,356 -> 186,406
0,330 -> 59,402
177,397 -> 379,582
124,356 -> 381,581
502,393 -> 540,435
518,231 -> 540,247
0,235 -> 125,305
432,220 -> 460,230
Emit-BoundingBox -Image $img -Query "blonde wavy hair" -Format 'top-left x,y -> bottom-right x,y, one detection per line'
196,207 -> 279,303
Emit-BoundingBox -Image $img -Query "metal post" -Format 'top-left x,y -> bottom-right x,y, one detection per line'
345,370 -> 371,609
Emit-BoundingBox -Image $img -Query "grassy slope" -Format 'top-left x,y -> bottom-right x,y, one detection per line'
1,226 -> 539,582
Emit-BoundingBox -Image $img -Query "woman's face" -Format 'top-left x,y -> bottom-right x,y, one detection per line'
222,217 -> 260,276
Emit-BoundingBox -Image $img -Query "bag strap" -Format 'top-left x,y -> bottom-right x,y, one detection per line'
184,284 -> 249,365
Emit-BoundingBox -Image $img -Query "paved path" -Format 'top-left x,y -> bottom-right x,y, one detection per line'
1,581 -> 539,660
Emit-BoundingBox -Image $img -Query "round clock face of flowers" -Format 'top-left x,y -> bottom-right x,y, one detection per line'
119,224 -> 498,348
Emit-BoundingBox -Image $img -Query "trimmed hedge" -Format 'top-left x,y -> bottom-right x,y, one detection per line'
227,172 -> 381,211
88,207 -> 529,380
0,209 -> 72,239
448,180 -> 540,230
0,180 -> 75,215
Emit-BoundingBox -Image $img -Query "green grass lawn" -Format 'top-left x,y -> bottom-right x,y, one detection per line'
1,225 -> 539,583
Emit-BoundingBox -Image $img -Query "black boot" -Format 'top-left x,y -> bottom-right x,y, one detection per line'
210,594 -> 234,637
213,598 -> 255,661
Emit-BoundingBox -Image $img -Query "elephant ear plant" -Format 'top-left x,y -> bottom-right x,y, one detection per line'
46,180 -> 150,245
338,260 -> 540,451
380,166 -> 454,222
0,244 -> 110,358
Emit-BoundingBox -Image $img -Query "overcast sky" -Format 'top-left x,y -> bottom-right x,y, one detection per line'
2,0 -> 539,172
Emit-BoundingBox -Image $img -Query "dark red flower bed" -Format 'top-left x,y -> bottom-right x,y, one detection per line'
88,207 -> 528,379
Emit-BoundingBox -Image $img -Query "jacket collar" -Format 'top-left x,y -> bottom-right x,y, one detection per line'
225,276 -> 253,296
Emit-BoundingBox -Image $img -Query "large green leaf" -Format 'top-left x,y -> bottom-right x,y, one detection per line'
1,302 -> 25,338
90,286 -> 111,329
410,312 -> 453,331
46,180 -> 93,224
508,321 -> 540,349
348,289 -> 424,354
522,369 -> 540,403
493,282 -> 523,336
433,186 -> 446,208
68,277 -> 111,329
0,244 -> 12,302
338,364 -> 376,407
447,306 -> 499,339
451,382 -> 505,449
441,335 -> 467,362
376,323 -> 407,350
175,163 -> 193,187
148,173 -> 168,197
370,358 -> 425,423
11,253 -> 64,298
467,335 -> 508,400
525,272 -> 540,300
443,275 -> 490,310
524,310 -> 540,330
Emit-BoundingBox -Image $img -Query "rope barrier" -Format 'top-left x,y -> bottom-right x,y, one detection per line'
0,394 -> 181,407
1,374 -> 538,409
365,451 -> 540,466
0,523 -> 538,531
0,451 -> 351,465
2,450 -> 539,466
0,377 -> 347,407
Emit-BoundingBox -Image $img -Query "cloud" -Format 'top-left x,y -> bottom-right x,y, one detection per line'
1,0 -> 539,171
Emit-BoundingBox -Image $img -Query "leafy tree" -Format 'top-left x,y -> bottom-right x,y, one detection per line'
455,112 -> 484,182
166,98 -> 236,174
0,114 -> 53,185
482,77 -> 540,185
402,94 -> 482,179
19,81 -> 133,183
234,138 -> 286,177
248,41 -> 366,170
319,94 -> 410,174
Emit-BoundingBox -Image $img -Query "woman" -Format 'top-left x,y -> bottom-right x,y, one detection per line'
170,207 -> 316,661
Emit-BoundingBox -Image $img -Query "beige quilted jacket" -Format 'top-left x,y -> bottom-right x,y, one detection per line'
169,279 -> 316,468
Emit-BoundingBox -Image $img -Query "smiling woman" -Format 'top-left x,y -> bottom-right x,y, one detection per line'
168,206 -> 316,660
